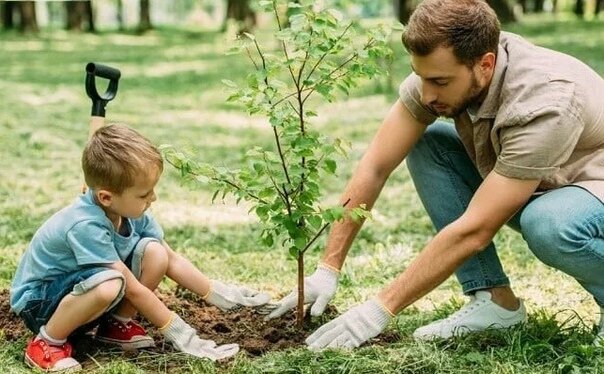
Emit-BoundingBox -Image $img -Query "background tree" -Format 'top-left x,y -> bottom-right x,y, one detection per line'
393,0 -> 414,24
65,1 -> 94,32
487,0 -> 516,22
0,1 -> 16,30
224,0 -> 257,34
139,0 -> 152,31
17,2 -> 38,33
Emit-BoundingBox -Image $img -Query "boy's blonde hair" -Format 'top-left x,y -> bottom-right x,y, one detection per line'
82,124 -> 163,194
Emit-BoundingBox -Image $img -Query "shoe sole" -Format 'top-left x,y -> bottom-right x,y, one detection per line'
25,353 -> 82,372
95,336 -> 155,350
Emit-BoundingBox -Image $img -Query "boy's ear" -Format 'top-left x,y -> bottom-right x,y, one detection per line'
95,189 -> 114,207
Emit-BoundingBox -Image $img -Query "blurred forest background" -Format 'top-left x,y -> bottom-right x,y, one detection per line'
2,0 -> 603,34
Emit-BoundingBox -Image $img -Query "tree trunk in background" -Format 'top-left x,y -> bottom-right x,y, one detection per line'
116,0 -> 124,30
1,1 -> 16,29
393,0 -> 414,24
596,0 -> 603,16
533,0 -> 545,12
224,0 -> 256,34
518,0 -> 527,13
66,1 -> 93,32
139,0 -> 152,31
486,0 -> 516,23
574,0 -> 585,17
19,2 -> 38,32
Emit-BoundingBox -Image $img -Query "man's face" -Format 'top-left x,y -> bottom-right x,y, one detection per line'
411,46 -> 493,118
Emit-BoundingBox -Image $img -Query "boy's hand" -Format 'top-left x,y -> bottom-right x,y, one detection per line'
266,263 -> 339,320
205,280 -> 271,312
161,314 -> 239,361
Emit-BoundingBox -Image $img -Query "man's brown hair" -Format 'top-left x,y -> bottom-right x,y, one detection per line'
402,0 -> 501,66
82,124 -> 163,193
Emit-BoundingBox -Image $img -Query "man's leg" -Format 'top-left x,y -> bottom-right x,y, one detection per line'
519,186 -> 604,344
406,121 -> 525,339
96,238 -> 168,349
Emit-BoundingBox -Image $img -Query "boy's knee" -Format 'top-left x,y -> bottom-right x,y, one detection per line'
141,241 -> 169,273
93,278 -> 124,306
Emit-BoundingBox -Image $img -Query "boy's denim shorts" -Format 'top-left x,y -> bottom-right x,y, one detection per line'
18,237 -> 158,334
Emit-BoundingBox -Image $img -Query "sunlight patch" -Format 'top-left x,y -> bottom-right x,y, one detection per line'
151,202 -> 256,227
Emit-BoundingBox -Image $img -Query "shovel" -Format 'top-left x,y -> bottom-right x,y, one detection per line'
83,62 -> 121,192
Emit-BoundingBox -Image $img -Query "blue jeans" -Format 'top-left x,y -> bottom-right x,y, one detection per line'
17,237 -> 157,334
406,121 -> 604,307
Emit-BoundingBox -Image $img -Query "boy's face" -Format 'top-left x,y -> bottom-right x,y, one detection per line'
98,165 -> 161,220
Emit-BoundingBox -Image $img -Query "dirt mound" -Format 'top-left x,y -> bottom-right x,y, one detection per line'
0,287 -> 401,360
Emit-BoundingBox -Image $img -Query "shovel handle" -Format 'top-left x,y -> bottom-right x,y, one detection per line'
85,62 -> 121,117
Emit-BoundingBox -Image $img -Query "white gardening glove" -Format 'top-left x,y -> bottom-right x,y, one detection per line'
161,314 -> 239,361
266,263 -> 339,320
305,298 -> 393,350
204,280 -> 271,312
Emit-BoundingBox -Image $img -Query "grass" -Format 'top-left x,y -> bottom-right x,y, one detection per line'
1,13 -> 604,373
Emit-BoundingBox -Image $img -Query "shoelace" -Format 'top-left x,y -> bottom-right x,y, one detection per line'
36,340 -> 68,361
447,297 -> 487,321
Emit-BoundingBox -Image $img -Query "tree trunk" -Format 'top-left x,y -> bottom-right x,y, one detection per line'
596,0 -> 603,16
518,0 -> 527,13
574,0 -> 585,17
19,2 -> 38,33
533,0 -> 545,12
224,0 -> 256,34
1,1 -> 16,29
116,0 -> 124,30
393,0 -> 413,24
296,255 -> 305,329
65,1 -> 92,32
139,0 -> 152,32
486,0 -> 516,23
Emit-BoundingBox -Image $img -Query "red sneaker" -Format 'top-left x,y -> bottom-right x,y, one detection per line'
95,317 -> 155,349
24,338 -> 81,372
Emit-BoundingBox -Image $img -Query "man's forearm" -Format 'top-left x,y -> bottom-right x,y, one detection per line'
322,165 -> 390,270
377,221 -> 490,314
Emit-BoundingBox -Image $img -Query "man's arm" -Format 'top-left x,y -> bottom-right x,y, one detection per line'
322,99 -> 427,270
378,171 -> 540,313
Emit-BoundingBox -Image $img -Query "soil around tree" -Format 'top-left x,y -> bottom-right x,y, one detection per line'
0,287 -> 401,365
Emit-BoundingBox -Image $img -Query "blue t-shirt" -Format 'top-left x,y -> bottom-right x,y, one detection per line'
10,189 -> 164,314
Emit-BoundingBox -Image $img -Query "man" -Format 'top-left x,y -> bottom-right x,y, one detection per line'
267,0 -> 604,349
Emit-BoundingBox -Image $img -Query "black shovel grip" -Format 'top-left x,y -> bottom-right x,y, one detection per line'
85,62 -> 121,117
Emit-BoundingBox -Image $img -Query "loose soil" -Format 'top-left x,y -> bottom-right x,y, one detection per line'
0,287 -> 401,365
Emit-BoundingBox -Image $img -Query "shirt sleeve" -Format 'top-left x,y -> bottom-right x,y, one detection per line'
398,73 -> 438,125
136,212 -> 164,241
494,81 -> 584,180
66,220 -> 120,266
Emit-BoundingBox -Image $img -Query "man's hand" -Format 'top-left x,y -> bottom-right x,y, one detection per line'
305,299 -> 392,350
205,280 -> 271,312
266,264 -> 340,319
161,314 -> 239,361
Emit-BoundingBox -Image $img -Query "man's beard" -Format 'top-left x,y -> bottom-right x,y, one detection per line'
440,73 -> 485,118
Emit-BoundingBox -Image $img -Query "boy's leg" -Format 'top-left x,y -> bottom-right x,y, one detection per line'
519,186 -> 604,344
406,121 -> 526,340
96,238 -> 168,349
19,268 -> 124,372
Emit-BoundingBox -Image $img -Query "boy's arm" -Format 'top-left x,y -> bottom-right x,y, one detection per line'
108,260 -> 172,327
162,241 -> 271,311
108,260 -> 240,360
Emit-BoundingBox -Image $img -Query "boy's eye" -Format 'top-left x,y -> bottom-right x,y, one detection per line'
434,80 -> 448,87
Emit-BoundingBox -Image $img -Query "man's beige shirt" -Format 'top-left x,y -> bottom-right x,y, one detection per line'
399,32 -> 604,202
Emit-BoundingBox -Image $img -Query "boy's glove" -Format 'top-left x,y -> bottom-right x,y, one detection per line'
266,263 -> 339,319
305,299 -> 393,350
161,314 -> 239,361
204,280 -> 271,312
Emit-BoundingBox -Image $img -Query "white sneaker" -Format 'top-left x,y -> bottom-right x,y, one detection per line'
594,307 -> 604,347
413,290 -> 527,341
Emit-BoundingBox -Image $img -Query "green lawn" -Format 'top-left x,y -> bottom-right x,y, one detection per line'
1,15 -> 604,373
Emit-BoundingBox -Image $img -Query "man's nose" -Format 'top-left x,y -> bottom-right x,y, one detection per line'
421,84 -> 437,106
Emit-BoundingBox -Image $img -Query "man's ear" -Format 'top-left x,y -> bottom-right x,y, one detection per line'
95,189 -> 114,207
478,52 -> 496,74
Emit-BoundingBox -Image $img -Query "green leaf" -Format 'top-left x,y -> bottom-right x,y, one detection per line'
324,159 -> 336,174
221,79 -> 238,88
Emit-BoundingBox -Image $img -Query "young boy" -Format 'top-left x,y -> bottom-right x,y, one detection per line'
10,124 -> 271,372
